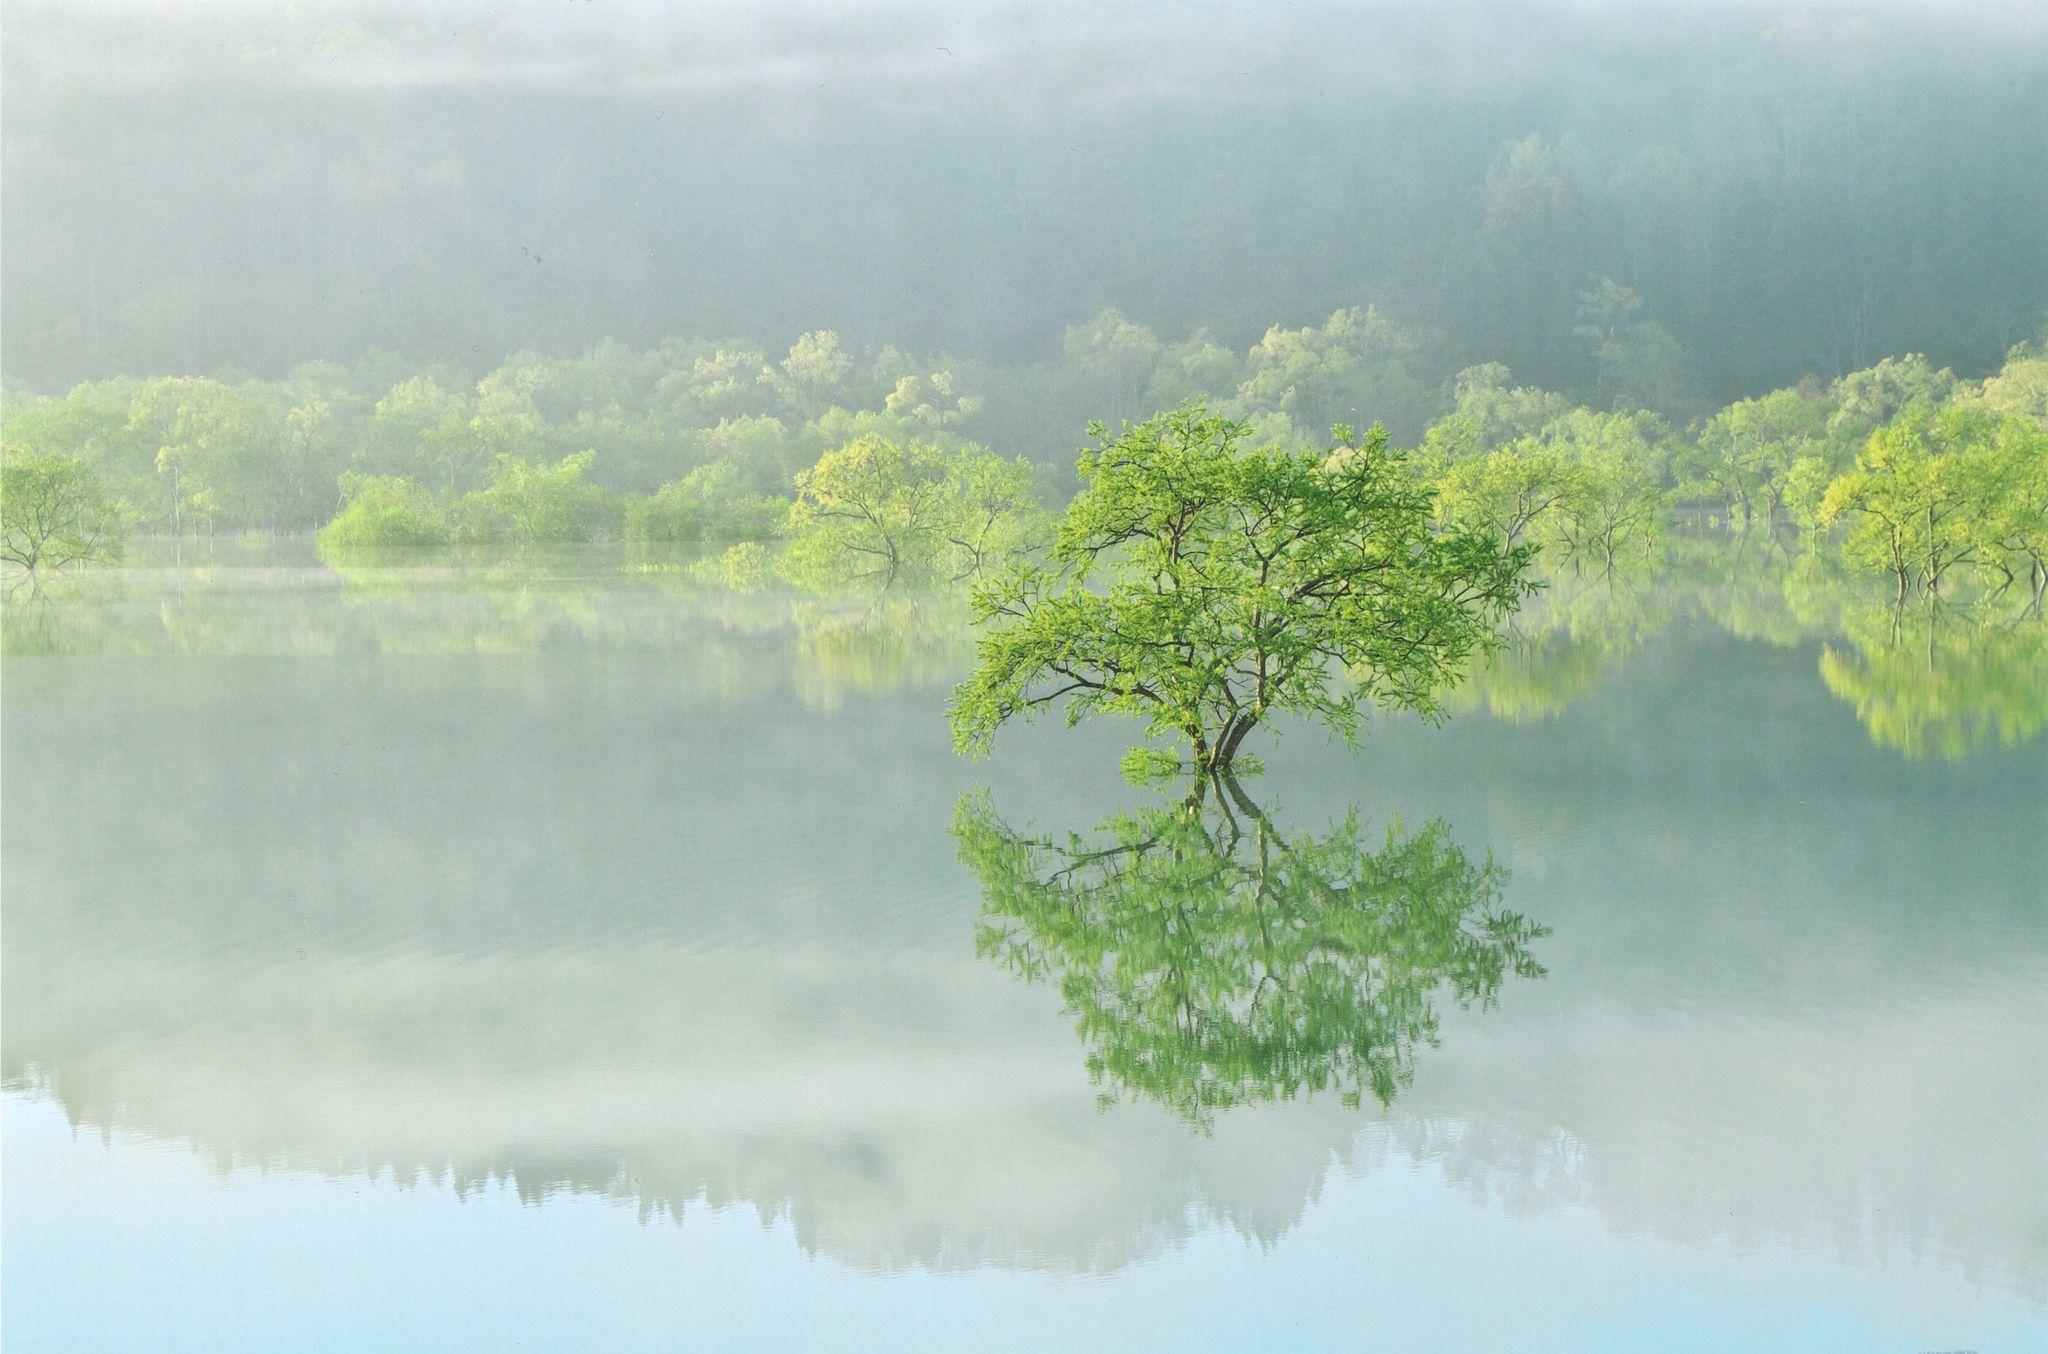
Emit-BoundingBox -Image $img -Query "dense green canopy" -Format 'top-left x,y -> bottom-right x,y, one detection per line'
949,405 -> 1535,774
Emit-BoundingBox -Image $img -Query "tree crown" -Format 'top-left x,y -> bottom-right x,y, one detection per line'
949,403 -> 1535,775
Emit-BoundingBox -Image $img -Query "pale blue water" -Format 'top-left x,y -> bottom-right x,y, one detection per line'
4,550 -> 2043,1351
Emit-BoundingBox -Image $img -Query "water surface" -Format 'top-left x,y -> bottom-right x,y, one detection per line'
4,544 -> 2043,1351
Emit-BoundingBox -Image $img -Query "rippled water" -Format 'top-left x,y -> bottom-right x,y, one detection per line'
4,543 -> 2044,1352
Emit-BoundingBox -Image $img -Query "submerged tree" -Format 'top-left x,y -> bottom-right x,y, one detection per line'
1,453 -> 124,574
458,451 -> 616,545
317,473 -> 453,551
1433,441 -> 1581,550
1819,407 -> 1989,600
950,404 -> 1533,777
1967,418 -> 2048,606
954,783 -> 1546,1126
1683,387 -> 1828,531
784,435 -> 1040,587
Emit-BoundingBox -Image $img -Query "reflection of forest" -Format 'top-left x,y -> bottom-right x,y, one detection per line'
0,546 -> 973,713
1819,608 -> 2048,761
7,541 -> 2045,761
1447,545 -> 2048,758
5,608 -> 2041,1293
957,783 -> 1544,1124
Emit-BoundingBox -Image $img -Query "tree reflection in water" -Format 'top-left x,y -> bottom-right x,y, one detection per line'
1819,602 -> 2048,761
955,777 -> 1547,1128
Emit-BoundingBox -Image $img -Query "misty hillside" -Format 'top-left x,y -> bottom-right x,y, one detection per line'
6,0 -> 2045,402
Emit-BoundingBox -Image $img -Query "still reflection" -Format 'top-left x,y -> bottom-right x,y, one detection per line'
1819,605 -> 2048,761
956,780 -> 1546,1125
7,540 -> 2048,764
1451,564 -> 1674,721
3,552 -> 2042,1296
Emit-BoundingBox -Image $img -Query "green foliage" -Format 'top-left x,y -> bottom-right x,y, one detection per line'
692,414 -> 796,493
949,404 -> 1535,774
762,330 -> 855,419
1974,342 -> 2048,423
1234,306 -> 1433,444
1819,407 -> 1995,597
7,318 -> 2039,594
460,451 -> 615,545
1063,309 -> 1163,426
1,453 -> 125,571
317,474 -> 452,550
1424,399 -> 1667,572
883,367 -> 985,429
624,460 -> 789,546
1430,364 -> 1571,458
623,481 -> 708,544
369,376 -> 481,491
1966,418 -> 2048,601
1433,441 -> 1581,550
1684,386 -> 1830,529
955,785 -> 1546,1126
127,376 -> 263,533
784,436 -> 1041,587
784,436 -> 961,586
939,445 -> 1044,578
1782,454 -> 1836,539
1546,410 -> 1669,572
1826,354 -> 1956,447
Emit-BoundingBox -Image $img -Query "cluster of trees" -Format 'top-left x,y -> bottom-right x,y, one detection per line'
5,323 -> 2043,636
1675,344 -> 2048,604
0,332 -> 997,540
1405,341 -> 2048,604
0,300 -> 1641,567
0,303 -> 1498,544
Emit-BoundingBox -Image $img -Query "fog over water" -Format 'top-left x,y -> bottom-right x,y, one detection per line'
5,6 -> 2046,1351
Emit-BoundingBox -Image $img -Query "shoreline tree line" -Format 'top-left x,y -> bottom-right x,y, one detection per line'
2,311 -> 2043,605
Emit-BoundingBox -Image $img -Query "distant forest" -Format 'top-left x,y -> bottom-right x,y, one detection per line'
4,0 -> 2045,402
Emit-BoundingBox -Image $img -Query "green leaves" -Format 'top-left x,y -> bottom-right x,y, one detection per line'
948,403 -> 1535,771
785,435 -> 1042,588
954,788 -> 1546,1126
0,454 -> 124,572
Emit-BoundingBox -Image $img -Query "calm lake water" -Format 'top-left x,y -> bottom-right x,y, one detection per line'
4,542 -> 2044,1352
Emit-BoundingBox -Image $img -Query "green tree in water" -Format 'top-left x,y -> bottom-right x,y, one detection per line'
1,454 -> 124,574
950,404 -> 1533,777
458,451 -> 615,544
784,435 -> 1039,587
1683,386 -> 1829,532
954,782 -> 1546,1127
318,473 -> 452,551
1820,405 -> 1997,600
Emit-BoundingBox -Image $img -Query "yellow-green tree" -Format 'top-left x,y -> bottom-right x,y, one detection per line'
1,453 -> 124,572
785,436 -> 1038,587
1820,407 -> 1992,599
